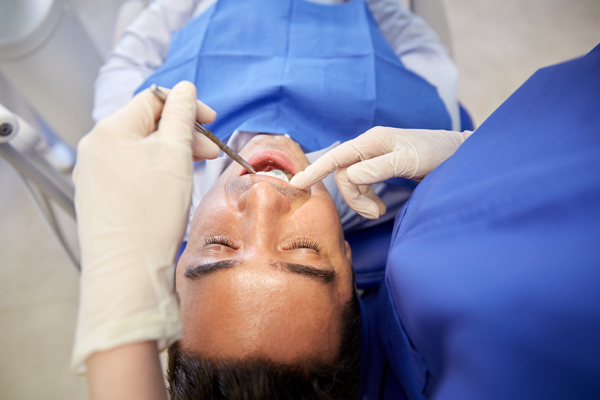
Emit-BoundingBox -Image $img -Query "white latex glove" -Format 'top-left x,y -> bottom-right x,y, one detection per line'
71,81 -> 219,374
290,126 -> 472,219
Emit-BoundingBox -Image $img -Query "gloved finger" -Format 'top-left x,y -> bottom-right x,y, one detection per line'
152,85 -> 217,125
155,83 -> 219,160
346,148 -> 417,185
347,129 -> 473,184
334,168 -> 386,219
193,96 -> 217,125
106,87 -> 165,139
154,81 -> 198,145
290,127 -> 396,189
191,130 -> 221,161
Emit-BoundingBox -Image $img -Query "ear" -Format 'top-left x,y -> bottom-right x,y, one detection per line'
344,240 -> 352,263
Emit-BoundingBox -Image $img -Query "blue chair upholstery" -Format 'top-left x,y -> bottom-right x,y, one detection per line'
346,220 -> 395,289
176,241 -> 187,263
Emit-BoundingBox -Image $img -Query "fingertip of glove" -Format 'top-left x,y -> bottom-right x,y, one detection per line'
354,196 -> 386,220
352,200 -> 380,220
205,146 -> 221,160
172,81 -> 197,97
289,171 -> 308,188
170,82 -> 217,124
197,102 -> 217,124
360,210 -> 380,220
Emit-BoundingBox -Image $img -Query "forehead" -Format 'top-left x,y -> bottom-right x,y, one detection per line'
179,260 -> 343,362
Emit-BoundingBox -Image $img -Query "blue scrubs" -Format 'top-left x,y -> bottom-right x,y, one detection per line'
374,44 -> 600,399
136,0 -> 451,152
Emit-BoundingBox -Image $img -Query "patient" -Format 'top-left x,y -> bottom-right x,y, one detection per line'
87,0 -> 459,397
171,134 -> 361,398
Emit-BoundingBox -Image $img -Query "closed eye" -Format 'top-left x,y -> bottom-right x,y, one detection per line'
204,236 -> 237,249
291,239 -> 321,253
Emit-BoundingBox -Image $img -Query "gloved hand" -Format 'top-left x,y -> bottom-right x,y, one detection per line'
70,81 -> 218,374
290,126 -> 472,219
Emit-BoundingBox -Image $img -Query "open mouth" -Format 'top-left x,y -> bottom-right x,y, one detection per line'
253,160 -> 294,183
252,160 -> 294,182
241,150 -> 297,183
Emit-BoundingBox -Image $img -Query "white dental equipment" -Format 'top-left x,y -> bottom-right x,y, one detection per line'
0,0 -> 104,271
0,102 -> 79,269
0,0 -> 101,148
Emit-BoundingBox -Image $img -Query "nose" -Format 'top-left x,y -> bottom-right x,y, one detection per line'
237,181 -> 292,217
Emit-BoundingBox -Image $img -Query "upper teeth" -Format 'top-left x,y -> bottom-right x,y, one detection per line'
256,169 -> 291,183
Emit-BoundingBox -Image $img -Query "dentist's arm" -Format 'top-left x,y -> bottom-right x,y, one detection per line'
86,342 -> 166,400
290,127 -> 472,219
71,82 -> 219,399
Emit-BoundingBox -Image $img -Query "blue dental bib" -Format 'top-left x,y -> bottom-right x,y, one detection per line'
136,0 -> 451,151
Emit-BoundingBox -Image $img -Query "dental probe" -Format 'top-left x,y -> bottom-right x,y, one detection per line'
149,85 -> 256,174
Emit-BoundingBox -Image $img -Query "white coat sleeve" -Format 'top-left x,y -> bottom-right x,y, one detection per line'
92,0 -> 206,121
365,0 -> 460,131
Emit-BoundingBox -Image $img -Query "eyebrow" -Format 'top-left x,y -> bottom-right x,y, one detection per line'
278,262 -> 336,284
185,260 -> 335,284
185,260 -> 241,279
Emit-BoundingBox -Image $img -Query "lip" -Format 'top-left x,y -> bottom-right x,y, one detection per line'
243,149 -> 298,176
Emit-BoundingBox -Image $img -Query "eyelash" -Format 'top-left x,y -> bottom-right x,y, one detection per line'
291,240 -> 321,252
204,236 -> 236,248
204,237 -> 320,252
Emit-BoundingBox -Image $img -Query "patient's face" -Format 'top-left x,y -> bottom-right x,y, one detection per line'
176,134 -> 353,363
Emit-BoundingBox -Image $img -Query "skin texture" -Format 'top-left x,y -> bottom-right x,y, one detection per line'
176,134 -> 354,363
87,341 -> 167,400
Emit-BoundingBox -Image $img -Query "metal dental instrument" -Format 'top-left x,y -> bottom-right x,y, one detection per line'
149,85 -> 256,174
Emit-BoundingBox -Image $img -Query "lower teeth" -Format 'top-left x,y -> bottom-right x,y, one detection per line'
256,169 -> 290,183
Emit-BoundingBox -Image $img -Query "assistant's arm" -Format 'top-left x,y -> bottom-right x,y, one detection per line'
93,0 -> 210,121
291,127 -> 472,219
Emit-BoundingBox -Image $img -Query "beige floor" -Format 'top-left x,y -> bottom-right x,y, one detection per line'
0,0 -> 599,399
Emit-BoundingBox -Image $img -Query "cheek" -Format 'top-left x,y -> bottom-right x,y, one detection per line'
188,192 -> 239,240
294,199 -> 344,236
193,193 -> 226,222
178,279 -> 215,335
174,258 -> 187,294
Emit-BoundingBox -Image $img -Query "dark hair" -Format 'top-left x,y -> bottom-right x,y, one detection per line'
167,291 -> 362,400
